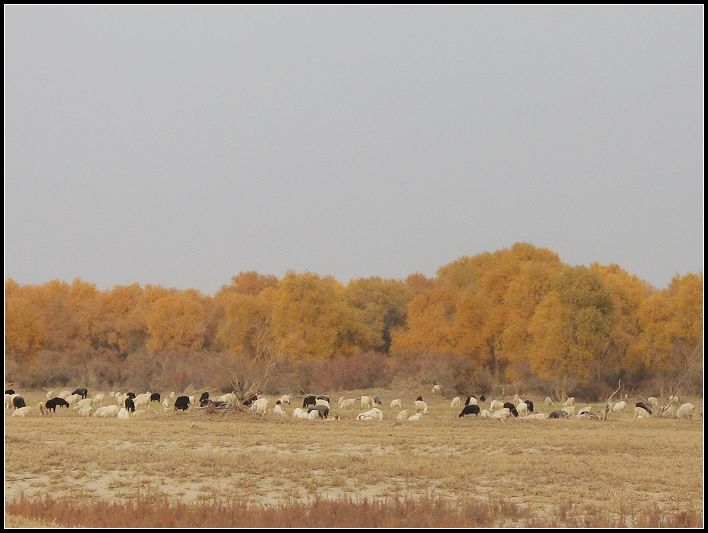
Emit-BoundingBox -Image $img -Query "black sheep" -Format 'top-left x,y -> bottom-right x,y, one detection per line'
416,396 -> 423,402
174,396 -> 190,411
126,392 -> 136,399
72,388 -> 88,399
45,397 -> 70,412
372,396 -> 382,406
5,389 -> 15,395
199,392 -> 210,406
549,410 -> 569,419
303,395 -> 317,408
125,398 -> 136,412
150,392 -> 161,402
503,402 -> 519,417
12,396 -> 26,409
459,404 -> 481,417
524,399 -> 534,413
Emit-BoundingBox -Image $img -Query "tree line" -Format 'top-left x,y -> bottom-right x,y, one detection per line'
5,243 -> 702,397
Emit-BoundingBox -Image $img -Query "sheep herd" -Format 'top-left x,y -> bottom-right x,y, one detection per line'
4,384 -> 699,423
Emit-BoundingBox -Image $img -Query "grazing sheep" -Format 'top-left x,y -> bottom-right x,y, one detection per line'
12,396 -> 26,409
634,406 -> 651,419
72,388 -> 88,399
65,394 -> 81,406
490,408 -> 511,422
490,400 -> 504,411
396,409 -> 409,422
549,410 -> 569,419
174,396 -> 190,411
150,393 -> 161,403
307,409 -> 320,420
340,398 -> 357,409
459,405 -> 481,417
292,407 -> 309,419
360,396 -> 372,409
635,402 -> 653,415
308,405 -> 330,419
408,412 -> 423,421
451,397 -> 461,408
432,384 -> 442,395
502,402 -> 519,417
357,407 -> 383,421
526,413 -> 548,420
612,400 -> 627,413
414,400 -> 428,414
390,399 -> 402,408
95,405 -> 120,417
372,396 -> 382,406
279,395 -> 291,405
274,403 -> 285,416
563,397 -> 575,407
315,398 -> 330,408
316,394 -> 330,403
45,397 -> 70,412
13,403 -> 46,417
515,402 -> 529,416
251,398 -> 269,416
117,407 -> 130,419
465,396 -> 478,406
134,393 -> 151,409
303,395 -> 317,408
200,392 -> 210,406
677,403 -> 695,419
544,397 -> 553,406
74,398 -> 93,410
78,405 -> 93,417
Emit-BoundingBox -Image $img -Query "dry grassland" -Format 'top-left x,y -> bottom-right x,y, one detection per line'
5,389 -> 703,526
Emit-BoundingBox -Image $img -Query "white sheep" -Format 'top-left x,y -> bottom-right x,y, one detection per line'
92,393 -> 105,405
292,407 -> 309,419
65,394 -> 82,406
526,413 -> 548,420
307,409 -> 320,420
491,408 -> 511,422
340,398 -> 356,409
634,406 -> 650,419
58,390 -> 72,399
612,401 -> 627,413
4,394 -> 14,410
117,407 -> 130,419
251,398 -> 269,416
396,409 -> 409,421
467,396 -> 478,406
12,403 -> 46,417
78,405 -> 94,417
315,398 -> 330,408
515,402 -> 529,416
451,397 -> 461,408
480,409 -> 490,418
432,384 -> 442,395
279,395 -> 291,405
648,396 -> 659,409
134,393 -> 151,409
95,405 -> 120,417
390,399 -> 402,408
544,396 -> 553,406
490,400 -> 504,411
217,393 -> 236,405
274,404 -> 285,416
356,407 -> 383,420
360,396 -> 372,408
407,412 -> 423,421
677,403 -> 695,419
74,398 -> 93,410
414,400 -> 428,414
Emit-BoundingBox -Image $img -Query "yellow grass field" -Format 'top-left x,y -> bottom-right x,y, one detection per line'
5,389 -> 703,526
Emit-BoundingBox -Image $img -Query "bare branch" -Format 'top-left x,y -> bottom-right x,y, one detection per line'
602,378 -> 623,421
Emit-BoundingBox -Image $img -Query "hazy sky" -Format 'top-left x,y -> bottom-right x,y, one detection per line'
5,6 -> 703,293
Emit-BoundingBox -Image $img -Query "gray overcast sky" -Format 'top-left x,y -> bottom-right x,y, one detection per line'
5,6 -> 703,293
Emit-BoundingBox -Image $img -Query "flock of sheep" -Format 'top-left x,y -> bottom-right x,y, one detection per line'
4,384 -> 698,422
